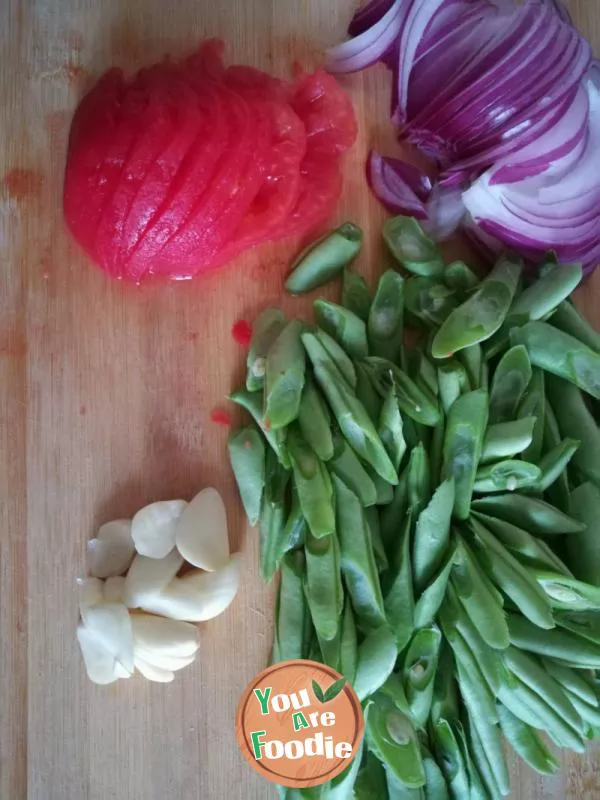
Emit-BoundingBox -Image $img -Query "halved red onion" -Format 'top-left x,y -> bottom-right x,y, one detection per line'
367,150 -> 430,217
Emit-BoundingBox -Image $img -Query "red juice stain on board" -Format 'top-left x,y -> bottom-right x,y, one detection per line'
232,320 -> 253,347
64,62 -> 87,85
210,409 -> 232,426
79,405 -> 87,416
65,29 -> 85,52
3,168 -> 43,201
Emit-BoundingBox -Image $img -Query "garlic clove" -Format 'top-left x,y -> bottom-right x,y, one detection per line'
104,576 -> 126,603
78,577 -> 105,624
131,613 -> 200,659
76,623 -> 119,685
88,519 -> 135,579
131,500 -> 187,559
133,646 -> 196,672
83,602 -> 135,675
177,553 -> 242,621
175,487 -> 229,572
114,661 -> 133,679
124,549 -> 183,609
134,656 -> 175,683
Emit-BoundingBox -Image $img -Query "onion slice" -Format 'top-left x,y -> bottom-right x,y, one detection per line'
367,150 -> 430,217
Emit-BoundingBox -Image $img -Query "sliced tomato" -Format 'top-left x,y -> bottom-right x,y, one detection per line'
292,69 -> 358,155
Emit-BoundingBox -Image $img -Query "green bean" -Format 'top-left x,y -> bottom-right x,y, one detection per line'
285,222 -> 363,293
566,482 -> 600,587
437,361 -> 469,415
431,254 -> 522,358
444,260 -> 480,293
246,308 -> 286,391
265,320 -> 306,429
555,610 -> 600,644
314,299 -> 369,359
412,478 -> 455,593
540,658 -> 599,706
404,277 -> 458,328
286,425 -> 334,538
510,321 -> 600,399
385,766 -> 425,799
317,626 -> 341,673
277,552 -> 308,662
314,328 -> 357,388
518,368 -> 545,464
471,511 -> 572,575
297,374 -> 334,462
429,420 -> 445,488
407,443 -> 431,523
454,722 -> 488,800
384,513 -> 415,652
353,752 -> 388,800
467,517 -> 554,629
431,644 -> 459,723
422,750 -> 450,800
471,493 -> 585,535
507,612 -> 600,668
456,344 -> 482,391
504,646 -> 583,731
259,451 -> 290,581
442,389 -> 488,519
339,598 -> 358,684
546,376 -> 600,487
451,538 -> 509,650
402,625 -> 442,727
411,350 -> 439,399
355,360 -> 383,423
228,426 -> 266,526
230,387 -> 288,464
473,459 -> 541,493
329,431 -> 377,507
364,357 -> 441,426
380,462 -> 409,555
365,693 -> 425,787
328,740 -> 364,800
414,545 -> 456,629
488,345 -> 532,423
497,704 -> 559,776
549,300 -> 600,353
354,625 -> 398,701
342,267 -> 371,322
537,438 -> 579,492
378,384 -> 407,473
304,529 -> 343,641
303,337 -> 398,484
465,715 -> 505,800
365,506 -> 388,573
368,270 -> 405,363
481,417 -> 536,463
539,398 -> 571,510
334,474 -> 387,632
431,719 -> 470,799
383,216 -> 445,278
365,464 -> 395,506
379,673 -> 411,716
564,691 -> 600,728
273,490 -> 307,561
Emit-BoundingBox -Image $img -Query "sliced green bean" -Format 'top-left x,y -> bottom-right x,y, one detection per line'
412,478 -> 454,593
379,673 -> 411,717
259,451 -> 290,582
265,320 -> 306,429
431,254 -> 522,358
471,493 -> 585,535
444,260 -> 479,293
228,426 -> 266,527
488,345 -> 532,423
404,277 -> 458,328
317,626 -> 341,673
537,438 -> 579,492
334,474 -> 387,632
414,544 -> 456,629
342,267 -> 371,322
339,598 -> 358,684
384,513 -> 415,652
378,384 -> 407,473
422,749 -> 450,800
380,462 -> 409,555
365,464 -> 394,506
550,300 -> 600,354
277,552 -> 308,662
431,644 -> 459,723
314,329 -> 357,388
507,612 -> 600,668
510,321 -> 600,399
540,658 -> 599,706
442,389 -> 488,519
365,693 -> 425,787
328,740 -> 364,800
353,751 -> 388,800
304,529 -> 343,641
275,490 -> 307,558
364,506 -> 388,574
497,704 -> 559,776
314,299 -> 368,359
473,459 -> 540,493
564,691 -> 600,728
383,216 -> 445,278
285,222 -> 363,294
287,425 -> 334,538
407,443 -> 431,523
368,270 -> 405,363
555,610 -> 600,644
546,375 -> 600,487
518,368 -> 545,464
354,360 -> 382,423
402,625 -> 442,727
437,361 -> 469,415
246,308 -> 286,391
431,718 -> 470,799
230,387 -> 288,464
456,344 -> 482,390
566,482 -> 600,587
329,430 -> 377,507
481,417 -> 536,463
364,357 -> 441,427
454,722 -> 488,800
354,625 -> 398,701
297,374 -> 334,462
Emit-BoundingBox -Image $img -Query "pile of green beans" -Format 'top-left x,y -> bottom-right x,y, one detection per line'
227,217 -> 600,800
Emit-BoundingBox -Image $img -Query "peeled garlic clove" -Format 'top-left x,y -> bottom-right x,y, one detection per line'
124,549 -> 183,609
134,656 -> 175,683
84,602 -> 134,675
78,577 -> 105,624
177,553 -> 242,621
131,500 -> 187,559
114,661 -> 133,679
133,647 -> 196,672
131,613 -> 200,659
136,589 -> 200,621
88,519 -> 135,578
76,623 -> 118,685
175,487 -> 229,571
104,576 -> 126,603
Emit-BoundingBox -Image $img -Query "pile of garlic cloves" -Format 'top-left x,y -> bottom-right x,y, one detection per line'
76,488 -> 241,685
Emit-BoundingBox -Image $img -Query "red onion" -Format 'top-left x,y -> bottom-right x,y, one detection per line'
367,150 -> 431,217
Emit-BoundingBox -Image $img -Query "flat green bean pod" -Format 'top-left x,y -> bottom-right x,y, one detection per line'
540,658 -> 598,706
383,217 -> 445,278
246,308 -> 286,391
285,222 -> 363,294
384,512 -> 415,652
402,625 -> 442,727
471,493 -> 585,535
518,368 -> 545,464
481,417 -> 536,463
497,704 -> 560,776
566,482 -> 600,587
365,692 -> 425,787
364,357 -> 441,427
404,277 -> 458,328
339,599 -> 358,684
297,374 -> 334,462
265,320 -> 306,429
537,438 -> 579,492
412,479 -> 454,593
550,300 -> 600,353
507,612 -> 600,668
287,425 -> 335,539
314,299 -> 369,359
456,343 -> 482,390
353,625 -> 398,701
276,552 -> 309,662
378,384 -> 407,473
353,751 -> 388,799
304,530 -> 343,641
314,329 -> 357,388
329,431 -> 377,507
342,267 -> 371,322
473,459 -> 541,493
444,260 -> 480,293
488,345 -> 532,423
437,360 -> 469,415
430,719 -> 470,799
413,545 -> 456,629
230,387 -> 289,465
228,426 -> 266,527
368,269 -> 405,363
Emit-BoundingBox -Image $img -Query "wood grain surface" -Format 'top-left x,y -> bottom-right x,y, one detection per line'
1,1 -> 599,798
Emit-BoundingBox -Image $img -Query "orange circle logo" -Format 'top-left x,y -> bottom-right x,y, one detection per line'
236,659 -> 364,788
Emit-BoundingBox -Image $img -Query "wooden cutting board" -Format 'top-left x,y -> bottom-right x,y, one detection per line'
1,1 -> 599,797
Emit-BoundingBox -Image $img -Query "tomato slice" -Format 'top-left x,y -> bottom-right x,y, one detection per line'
292,69 -> 358,155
